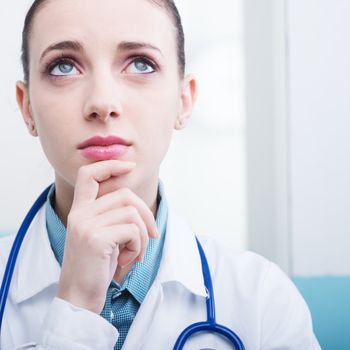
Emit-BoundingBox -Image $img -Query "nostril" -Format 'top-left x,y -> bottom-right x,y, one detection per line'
110,111 -> 119,118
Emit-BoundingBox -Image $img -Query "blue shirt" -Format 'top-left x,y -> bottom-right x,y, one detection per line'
45,179 -> 168,349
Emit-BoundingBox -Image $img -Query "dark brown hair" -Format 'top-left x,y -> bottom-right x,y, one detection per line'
21,0 -> 185,83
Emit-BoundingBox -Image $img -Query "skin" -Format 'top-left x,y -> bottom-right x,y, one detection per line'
16,0 -> 197,314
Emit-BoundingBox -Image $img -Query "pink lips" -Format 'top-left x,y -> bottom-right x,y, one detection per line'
77,135 -> 131,161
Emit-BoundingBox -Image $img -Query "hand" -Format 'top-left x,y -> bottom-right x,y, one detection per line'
57,160 -> 159,314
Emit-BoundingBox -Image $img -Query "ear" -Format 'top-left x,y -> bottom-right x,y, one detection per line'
16,80 -> 38,137
174,74 -> 198,130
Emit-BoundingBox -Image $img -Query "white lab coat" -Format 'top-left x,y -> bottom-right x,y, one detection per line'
0,200 -> 321,350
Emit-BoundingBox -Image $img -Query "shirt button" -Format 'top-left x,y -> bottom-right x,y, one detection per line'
112,290 -> 122,301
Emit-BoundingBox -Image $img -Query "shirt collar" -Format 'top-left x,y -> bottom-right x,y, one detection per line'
45,184 -> 65,266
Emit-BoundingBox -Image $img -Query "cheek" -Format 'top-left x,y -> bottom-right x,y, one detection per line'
30,88 -> 78,161
31,84 -> 77,133
126,84 -> 179,156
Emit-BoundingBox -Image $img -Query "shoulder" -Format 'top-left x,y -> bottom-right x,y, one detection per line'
168,205 -> 293,296
167,202 -> 273,289
197,234 -> 272,284
196,235 -> 307,311
197,235 -> 320,348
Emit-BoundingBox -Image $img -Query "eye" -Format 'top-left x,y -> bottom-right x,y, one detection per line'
48,58 -> 79,77
126,57 -> 156,74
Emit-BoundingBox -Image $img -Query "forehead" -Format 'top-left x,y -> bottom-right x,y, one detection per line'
30,0 -> 176,61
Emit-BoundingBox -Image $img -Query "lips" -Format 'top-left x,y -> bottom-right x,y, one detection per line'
77,135 -> 131,161
77,135 -> 131,149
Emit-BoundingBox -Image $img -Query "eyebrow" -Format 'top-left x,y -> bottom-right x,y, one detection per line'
39,40 -> 164,63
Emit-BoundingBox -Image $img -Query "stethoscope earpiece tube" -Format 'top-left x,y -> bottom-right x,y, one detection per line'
172,238 -> 245,350
0,184 -> 53,333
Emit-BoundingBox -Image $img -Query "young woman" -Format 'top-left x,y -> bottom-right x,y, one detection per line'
0,0 -> 321,349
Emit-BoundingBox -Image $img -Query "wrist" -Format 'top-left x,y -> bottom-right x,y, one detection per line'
57,290 -> 104,314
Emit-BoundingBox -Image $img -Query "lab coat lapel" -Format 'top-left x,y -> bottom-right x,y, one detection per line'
122,202 -> 207,349
156,203 -> 207,296
9,203 -> 61,304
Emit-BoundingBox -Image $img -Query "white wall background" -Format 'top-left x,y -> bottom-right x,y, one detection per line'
288,0 -> 350,276
0,1 -> 52,233
244,0 -> 350,276
244,0 -> 291,272
161,0 -> 246,250
0,1 -> 247,251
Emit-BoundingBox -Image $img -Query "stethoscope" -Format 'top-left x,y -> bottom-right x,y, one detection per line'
0,184 -> 245,350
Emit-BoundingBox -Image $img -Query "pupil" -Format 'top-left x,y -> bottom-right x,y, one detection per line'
135,60 -> 148,71
59,63 -> 73,73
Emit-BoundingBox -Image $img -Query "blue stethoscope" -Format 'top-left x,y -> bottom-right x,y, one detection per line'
0,184 -> 245,349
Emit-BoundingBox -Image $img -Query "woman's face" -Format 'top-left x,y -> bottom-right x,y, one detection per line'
17,0 -> 196,195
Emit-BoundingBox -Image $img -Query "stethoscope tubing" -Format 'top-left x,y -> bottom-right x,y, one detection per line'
172,238 -> 245,350
173,321 -> 245,349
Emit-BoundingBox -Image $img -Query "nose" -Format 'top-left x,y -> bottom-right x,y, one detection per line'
85,103 -> 121,122
83,74 -> 123,122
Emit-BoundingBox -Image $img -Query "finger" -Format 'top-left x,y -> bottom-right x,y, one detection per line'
119,246 -> 141,267
102,224 -> 142,266
94,206 -> 149,260
93,188 -> 159,239
72,160 -> 136,208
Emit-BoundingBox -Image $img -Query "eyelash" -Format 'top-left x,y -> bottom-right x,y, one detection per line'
44,53 -> 158,77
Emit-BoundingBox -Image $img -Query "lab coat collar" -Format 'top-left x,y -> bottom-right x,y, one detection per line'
9,197 -> 207,304
155,201 -> 207,298
9,203 -> 61,304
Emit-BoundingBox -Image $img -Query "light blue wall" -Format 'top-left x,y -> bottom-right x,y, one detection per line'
294,276 -> 350,350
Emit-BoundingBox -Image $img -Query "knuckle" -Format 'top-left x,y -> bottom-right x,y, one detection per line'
129,223 -> 140,235
119,187 -> 135,205
125,205 -> 138,219
130,235 -> 141,250
136,239 -> 142,251
120,187 -> 132,197
141,235 -> 149,248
